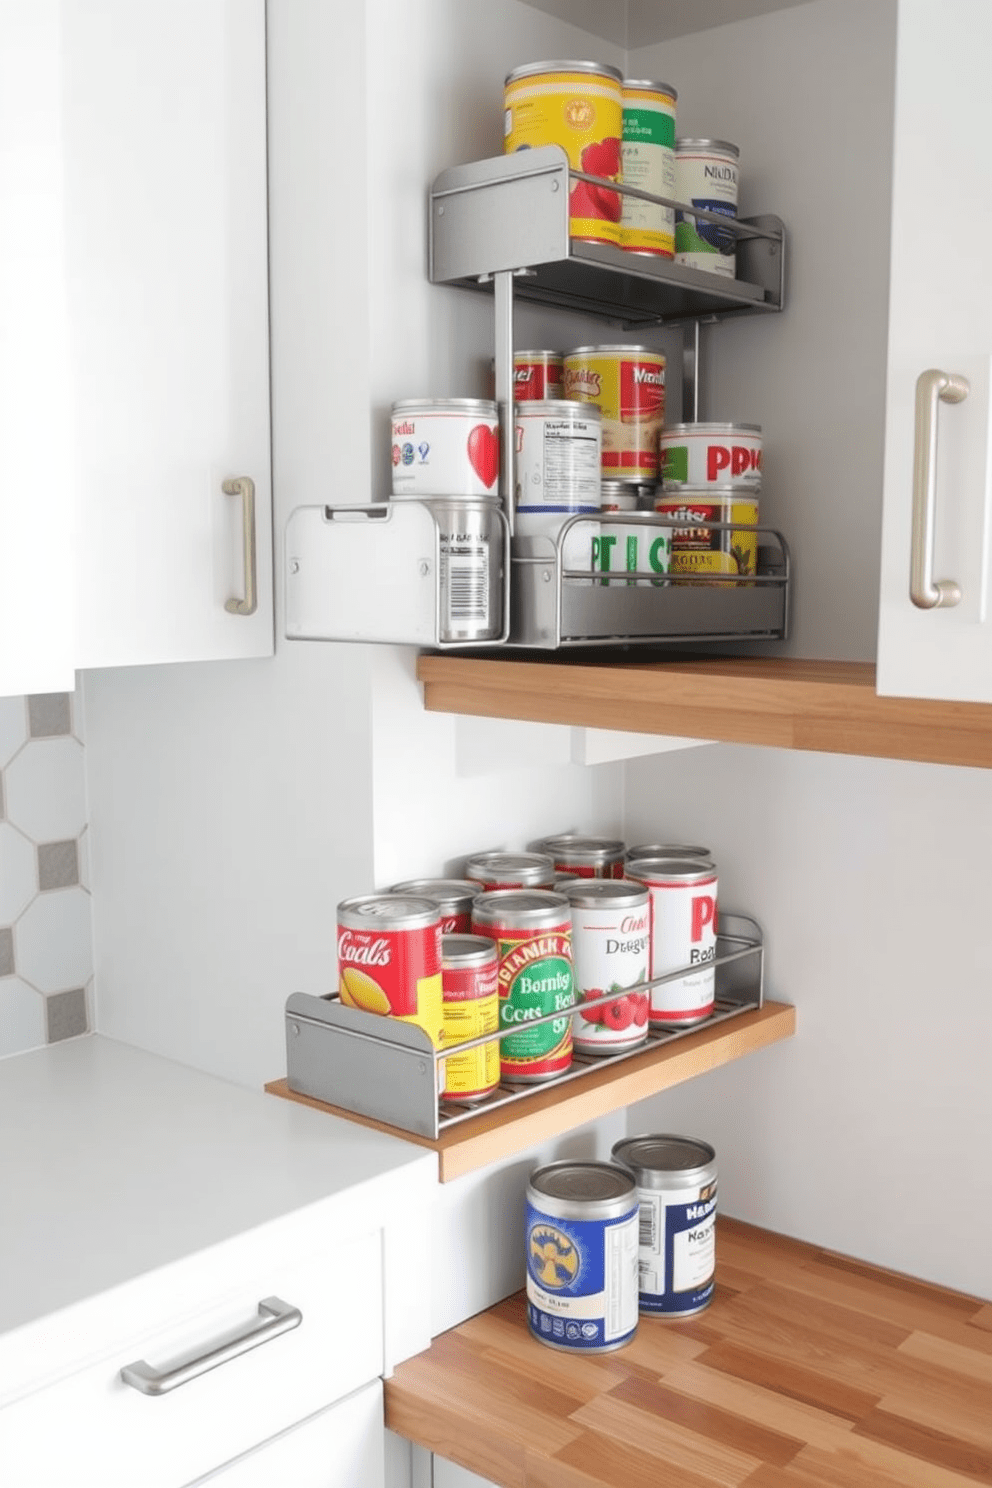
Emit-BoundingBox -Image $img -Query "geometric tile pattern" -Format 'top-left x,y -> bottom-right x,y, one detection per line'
0,693 -> 93,1059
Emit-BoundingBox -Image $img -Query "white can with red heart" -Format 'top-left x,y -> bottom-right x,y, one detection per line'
391,399 -> 501,497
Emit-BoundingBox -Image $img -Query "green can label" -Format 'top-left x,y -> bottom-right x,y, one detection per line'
497,929 -> 574,1080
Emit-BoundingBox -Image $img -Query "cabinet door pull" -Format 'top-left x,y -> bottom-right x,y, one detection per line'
120,1296 -> 301,1397
910,369 -> 968,609
224,475 -> 258,615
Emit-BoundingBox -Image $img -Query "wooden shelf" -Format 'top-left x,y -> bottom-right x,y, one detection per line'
266,1001 -> 794,1182
417,654 -> 992,770
385,1216 -> 992,1488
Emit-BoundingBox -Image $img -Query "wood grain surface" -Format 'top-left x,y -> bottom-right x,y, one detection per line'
384,1218 -> 992,1487
416,655 -> 992,770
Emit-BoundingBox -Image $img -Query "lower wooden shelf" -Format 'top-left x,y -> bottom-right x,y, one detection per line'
266,1000 -> 794,1182
384,1216 -> 992,1488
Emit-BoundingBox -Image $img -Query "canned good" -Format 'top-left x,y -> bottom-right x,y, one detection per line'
337,894 -> 443,1048
674,138 -> 740,278
530,834 -> 626,879
563,346 -> 666,483
626,844 -> 711,862
565,879 -> 651,1055
490,351 -> 564,402
526,1160 -> 640,1351
514,401 -> 602,574
441,933 -> 500,1103
504,62 -> 623,246
472,889 -> 574,1083
593,512 -> 671,587
654,489 -> 759,583
624,855 -> 718,1027
390,399 -> 500,497
464,852 -> 556,892
660,423 -> 762,490
390,878 -> 479,935
611,1134 -> 718,1317
389,496 -> 503,641
620,80 -> 678,257
601,480 -> 656,511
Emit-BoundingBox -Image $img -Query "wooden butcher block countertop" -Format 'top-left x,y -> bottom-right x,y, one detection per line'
384,1218 -> 992,1488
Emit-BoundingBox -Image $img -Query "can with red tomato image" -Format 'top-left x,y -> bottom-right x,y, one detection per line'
472,890 -> 575,1083
336,894 -> 444,1050
464,852 -> 556,892
564,880 -> 651,1054
440,933 -> 501,1104
529,834 -> 626,879
624,856 -> 718,1028
504,61 -> 623,246
389,878 -> 478,935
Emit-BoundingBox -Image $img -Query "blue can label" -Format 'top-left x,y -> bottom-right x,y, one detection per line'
525,1200 -> 639,1349
637,1181 -> 717,1314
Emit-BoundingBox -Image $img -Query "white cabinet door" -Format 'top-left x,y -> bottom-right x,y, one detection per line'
62,0 -> 274,672
190,1383 -> 384,1488
876,0 -> 992,700
0,1 -> 75,696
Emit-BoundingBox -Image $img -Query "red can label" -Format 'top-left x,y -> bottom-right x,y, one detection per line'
442,954 -> 500,1102
627,870 -> 717,1026
550,858 -> 626,880
514,357 -> 564,401
338,921 -> 443,1048
478,920 -> 574,1082
439,911 -> 472,935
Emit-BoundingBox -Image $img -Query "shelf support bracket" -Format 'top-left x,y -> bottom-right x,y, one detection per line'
682,319 -> 702,423
493,269 -> 515,536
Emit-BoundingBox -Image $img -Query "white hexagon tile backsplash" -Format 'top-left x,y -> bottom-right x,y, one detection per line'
0,693 -> 93,1059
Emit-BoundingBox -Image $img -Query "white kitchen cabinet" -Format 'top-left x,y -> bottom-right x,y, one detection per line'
876,0 -> 992,702
195,1384 -> 384,1487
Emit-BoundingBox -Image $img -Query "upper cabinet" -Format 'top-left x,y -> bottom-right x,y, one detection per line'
876,0 -> 992,702
0,0 -> 273,698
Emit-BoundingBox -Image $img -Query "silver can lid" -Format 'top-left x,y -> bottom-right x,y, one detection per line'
505,59 -> 623,86
464,852 -> 556,886
676,138 -> 740,158
337,893 -> 440,932
514,400 -> 601,419
622,78 -> 678,101
612,1133 -> 717,1180
514,350 -> 564,361
563,878 -> 649,909
442,932 -> 498,968
471,888 -> 570,928
626,856 -> 717,884
531,834 -> 625,864
391,398 -> 498,416
565,345 -> 666,360
390,878 -> 479,914
662,422 -> 761,437
530,1159 -> 635,1206
656,488 -> 759,505
626,843 -> 710,860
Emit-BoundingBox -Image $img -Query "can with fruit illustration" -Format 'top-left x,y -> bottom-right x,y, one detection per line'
611,1134 -> 718,1317
504,61 -> 623,246
654,488 -> 759,583
464,852 -> 556,892
391,399 -> 500,496
563,347 -> 666,482
441,933 -> 501,1103
565,880 -> 651,1054
620,79 -> 677,257
624,856 -> 718,1028
337,894 -> 443,1049
472,890 -> 574,1083
674,138 -> 740,277
660,423 -> 762,490
530,834 -> 626,879
526,1160 -> 640,1352
390,878 -> 479,935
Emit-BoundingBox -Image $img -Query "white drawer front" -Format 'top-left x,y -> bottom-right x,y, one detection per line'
0,1228 -> 383,1488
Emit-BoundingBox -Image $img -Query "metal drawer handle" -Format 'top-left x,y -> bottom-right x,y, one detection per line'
910,369 -> 968,609
120,1296 -> 301,1397
224,476 -> 258,615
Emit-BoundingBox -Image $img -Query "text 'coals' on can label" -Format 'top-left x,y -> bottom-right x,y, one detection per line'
526,1160 -> 640,1352
612,1134 -> 717,1317
336,894 -> 444,1049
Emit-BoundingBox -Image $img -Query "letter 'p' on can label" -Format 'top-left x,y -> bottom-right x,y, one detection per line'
624,856 -> 718,1027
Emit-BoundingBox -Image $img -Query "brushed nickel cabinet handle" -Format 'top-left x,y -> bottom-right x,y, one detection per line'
910,369 -> 968,609
119,1296 -> 301,1397
224,475 -> 258,615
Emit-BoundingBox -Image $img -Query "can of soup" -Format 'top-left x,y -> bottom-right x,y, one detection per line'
611,1134 -> 718,1317
660,423 -> 762,490
620,79 -> 677,257
390,879 -> 479,935
492,351 -> 564,402
504,62 -> 624,246
674,139 -> 740,278
388,496 -> 503,641
464,852 -> 556,892
391,399 -> 500,496
530,834 -> 626,879
337,894 -> 444,1049
654,489 -> 759,583
526,1160 -> 640,1351
564,347 -> 666,483
441,933 -> 501,1104
624,855 -> 718,1027
565,879 -> 651,1054
472,889 -> 574,1083
513,402 -> 602,565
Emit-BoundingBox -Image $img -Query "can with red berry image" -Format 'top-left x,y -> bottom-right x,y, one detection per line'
472,889 -> 574,1083
504,61 -> 623,246
625,855 -> 718,1028
564,880 -> 651,1054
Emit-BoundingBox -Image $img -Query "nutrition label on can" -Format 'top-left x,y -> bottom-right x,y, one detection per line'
637,1182 -> 717,1313
540,421 -> 600,504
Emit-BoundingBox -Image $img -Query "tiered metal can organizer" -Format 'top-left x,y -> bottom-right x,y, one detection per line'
284,912 -> 763,1141
284,146 -> 789,650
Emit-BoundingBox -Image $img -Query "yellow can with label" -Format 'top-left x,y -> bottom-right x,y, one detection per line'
504,61 -> 623,246
441,933 -> 500,1103
654,488 -> 759,585
563,345 -> 666,482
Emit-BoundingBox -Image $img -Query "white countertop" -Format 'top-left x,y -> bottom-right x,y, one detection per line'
0,1034 -> 436,1340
